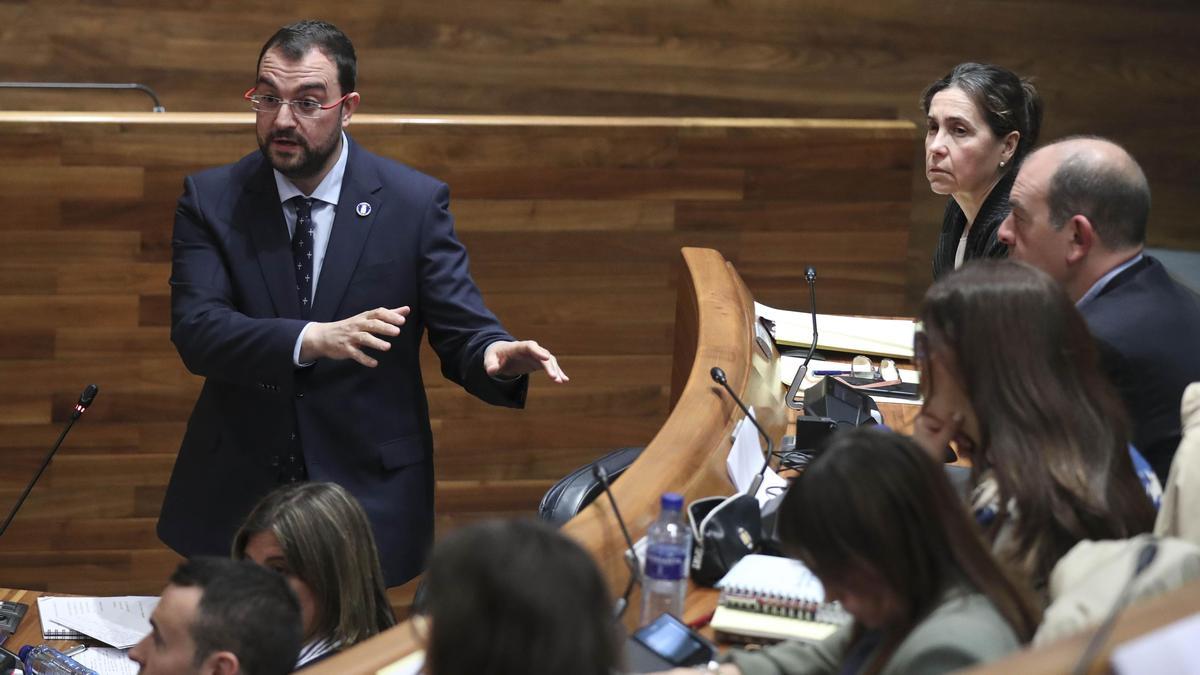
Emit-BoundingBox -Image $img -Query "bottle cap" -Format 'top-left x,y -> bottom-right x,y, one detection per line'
661,492 -> 684,511
15,647 -> 29,662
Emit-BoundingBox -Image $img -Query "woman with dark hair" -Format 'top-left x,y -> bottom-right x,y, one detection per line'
233,482 -> 395,670
913,259 -> 1157,593
662,428 -> 1038,675
419,518 -> 619,675
923,62 -> 1042,279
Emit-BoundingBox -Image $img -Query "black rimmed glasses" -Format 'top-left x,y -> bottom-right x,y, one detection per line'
243,87 -> 354,118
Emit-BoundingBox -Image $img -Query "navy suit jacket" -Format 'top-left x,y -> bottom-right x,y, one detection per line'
158,137 -> 526,585
1081,256 -> 1200,483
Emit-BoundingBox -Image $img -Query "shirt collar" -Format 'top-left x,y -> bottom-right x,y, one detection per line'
274,131 -> 350,207
1076,252 -> 1144,309
295,636 -> 340,668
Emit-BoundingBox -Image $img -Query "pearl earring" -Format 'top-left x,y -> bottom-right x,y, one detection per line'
999,160 -> 1007,169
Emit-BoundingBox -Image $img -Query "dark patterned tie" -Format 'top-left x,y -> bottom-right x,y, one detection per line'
291,196 -> 315,319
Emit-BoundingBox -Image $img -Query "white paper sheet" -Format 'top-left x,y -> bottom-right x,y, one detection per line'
757,302 -> 916,359
726,408 -> 788,507
376,649 -> 425,675
1111,611 -> 1200,675
46,596 -> 157,649
73,648 -> 138,675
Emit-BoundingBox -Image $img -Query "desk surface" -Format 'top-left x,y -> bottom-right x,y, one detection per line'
0,588 -> 88,654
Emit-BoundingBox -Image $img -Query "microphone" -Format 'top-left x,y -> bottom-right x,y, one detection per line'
0,385 -> 100,539
710,366 -> 774,498
592,464 -> 641,621
785,267 -> 819,410
1070,539 -> 1160,675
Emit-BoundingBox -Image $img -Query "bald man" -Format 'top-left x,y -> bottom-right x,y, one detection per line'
998,136 -> 1200,481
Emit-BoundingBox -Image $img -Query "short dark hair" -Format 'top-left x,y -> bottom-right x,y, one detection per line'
922,62 -> 1043,169
423,519 -> 619,675
258,20 -> 357,95
170,558 -> 302,675
780,428 -> 1040,663
1045,136 -> 1150,249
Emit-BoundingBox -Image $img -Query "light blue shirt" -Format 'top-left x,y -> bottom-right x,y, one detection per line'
1076,252 -> 1144,310
274,132 -> 349,365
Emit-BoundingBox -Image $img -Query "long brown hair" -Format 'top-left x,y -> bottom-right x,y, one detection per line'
919,259 -> 1155,583
780,428 -> 1040,672
233,482 -> 395,647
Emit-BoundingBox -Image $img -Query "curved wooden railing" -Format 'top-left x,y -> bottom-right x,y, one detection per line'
306,246 -> 786,673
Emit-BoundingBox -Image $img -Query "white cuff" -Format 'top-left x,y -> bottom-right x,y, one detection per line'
294,322 -> 316,367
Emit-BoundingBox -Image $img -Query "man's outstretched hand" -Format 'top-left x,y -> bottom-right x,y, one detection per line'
484,340 -> 569,383
300,306 -> 411,367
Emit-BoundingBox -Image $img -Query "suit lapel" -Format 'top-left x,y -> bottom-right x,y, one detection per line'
244,161 -> 303,319
311,139 -> 383,322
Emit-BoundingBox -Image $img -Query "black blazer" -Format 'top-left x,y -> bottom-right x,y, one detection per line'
1081,256 -> 1200,482
158,137 -> 526,585
931,170 -> 1014,280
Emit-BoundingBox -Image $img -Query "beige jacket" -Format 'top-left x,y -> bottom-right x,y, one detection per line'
1034,533 -> 1200,645
1155,382 -> 1200,544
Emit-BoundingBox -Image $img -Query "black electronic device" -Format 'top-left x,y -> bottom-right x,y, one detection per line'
0,646 -> 19,674
802,377 -> 878,428
630,612 -> 717,669
793,416 -> 838,451
0,601 -> 26,635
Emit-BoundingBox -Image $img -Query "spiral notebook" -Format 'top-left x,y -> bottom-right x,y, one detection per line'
712,554 -> 851,644
37,596 -> 158,647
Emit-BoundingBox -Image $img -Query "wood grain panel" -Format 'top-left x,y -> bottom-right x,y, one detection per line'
3,0 -> 1190,305
0,113 -> 911,596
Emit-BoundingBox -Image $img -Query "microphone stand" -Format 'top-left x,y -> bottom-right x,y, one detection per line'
593,464 -> 642,621
0,385 -> 99,539
785,267 -> 818,410
710,367 -> 774,497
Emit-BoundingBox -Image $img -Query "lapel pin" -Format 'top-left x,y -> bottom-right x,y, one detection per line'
356,202 -> 372,217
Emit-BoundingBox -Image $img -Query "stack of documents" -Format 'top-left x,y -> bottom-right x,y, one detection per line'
38,596 -> 157,648
756,302 -> 916,359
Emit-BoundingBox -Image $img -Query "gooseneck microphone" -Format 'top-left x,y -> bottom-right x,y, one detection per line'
0,385 -> 99,539
1070,539 -> 1160,675
785,267 -> 819,410
593,464 -> 642,620
710,366 -> 774,497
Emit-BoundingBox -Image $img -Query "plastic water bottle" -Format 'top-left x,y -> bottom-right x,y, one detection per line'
18,646 -> 98,675
640,492 -> 691,625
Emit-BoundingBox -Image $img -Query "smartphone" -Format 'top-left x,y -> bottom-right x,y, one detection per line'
631,612 -> 716,668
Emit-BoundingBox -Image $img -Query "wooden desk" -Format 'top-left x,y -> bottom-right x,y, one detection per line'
0,588 -> 86,654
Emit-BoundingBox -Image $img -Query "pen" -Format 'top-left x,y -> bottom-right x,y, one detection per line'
812,370 -> 856,376
63,646 -> 86,657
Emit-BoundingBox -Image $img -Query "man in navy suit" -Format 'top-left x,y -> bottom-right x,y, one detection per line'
159,20 -> 567,585
999,136 -> 1200,483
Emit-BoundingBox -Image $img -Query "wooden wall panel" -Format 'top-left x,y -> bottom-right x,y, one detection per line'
0,113 -> 912,594
0,0 -> 1195,304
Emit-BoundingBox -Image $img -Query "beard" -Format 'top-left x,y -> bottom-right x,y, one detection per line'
257,121 -> 341,182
